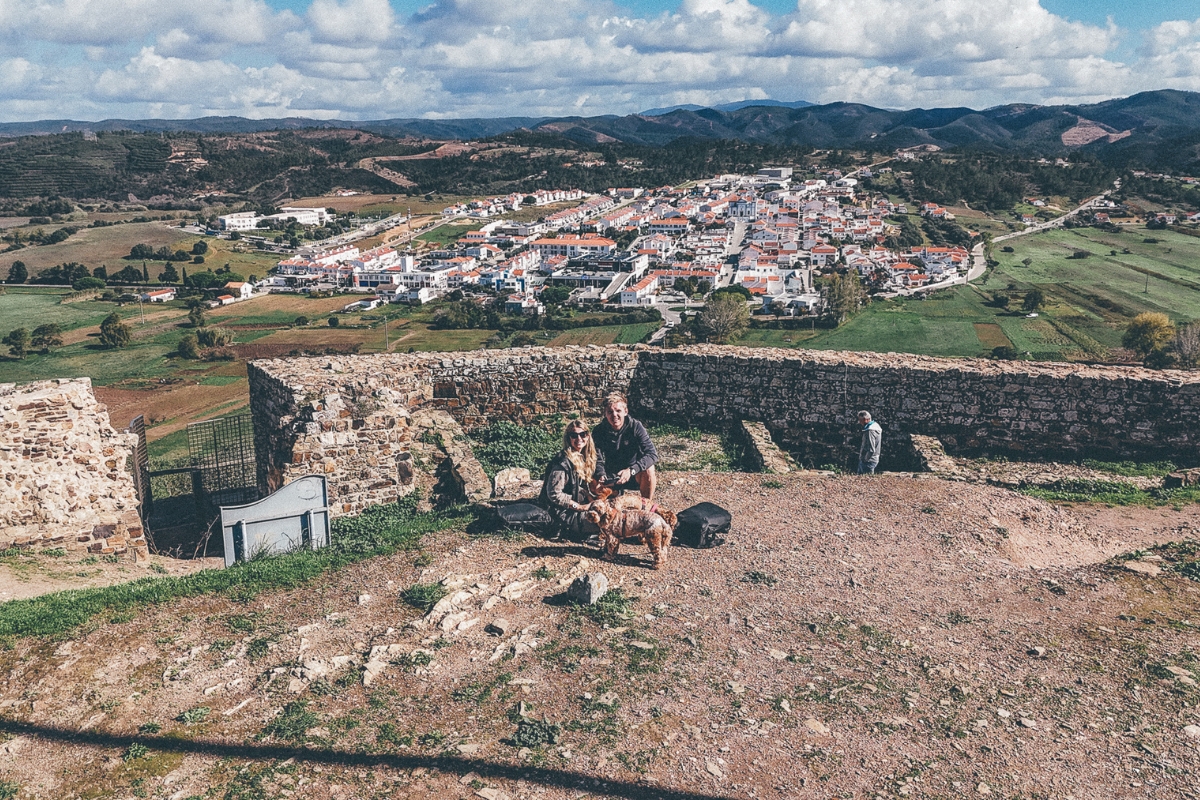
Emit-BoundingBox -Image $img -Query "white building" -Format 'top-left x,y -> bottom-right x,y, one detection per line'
218,212 -> 260,231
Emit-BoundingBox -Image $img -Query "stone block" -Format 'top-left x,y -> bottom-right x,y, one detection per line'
568,573 -> 609,605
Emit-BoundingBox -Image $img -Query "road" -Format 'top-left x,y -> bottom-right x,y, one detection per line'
993,192 -> 1110,243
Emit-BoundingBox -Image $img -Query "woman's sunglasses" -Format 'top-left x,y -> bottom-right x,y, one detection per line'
568,431 -> 589,440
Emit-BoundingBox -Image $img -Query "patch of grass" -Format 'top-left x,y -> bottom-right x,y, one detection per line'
761,478 -> 784,489
947,611 -> 972,625
377,722 -> 413,748
258,701 -> 317,743
0,781 -> 17,800
0,493 -> 468,642
400,582 -> 447,613
1082,459 -> 1177,478
532,566 -> 555,580
418,730 -> 446,748
1021,480 -> 1200,507
138,722 -> 161,735
451,671 -> 512,704
743,571 -> 778,587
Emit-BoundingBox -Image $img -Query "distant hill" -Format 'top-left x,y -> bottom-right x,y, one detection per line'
639,99 -> 815,116
5,91 -> 1200,155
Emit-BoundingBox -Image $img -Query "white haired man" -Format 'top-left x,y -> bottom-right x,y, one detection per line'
858,411 -> 882,475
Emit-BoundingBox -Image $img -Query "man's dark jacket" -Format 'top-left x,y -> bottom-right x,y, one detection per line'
593,416 -> 658,480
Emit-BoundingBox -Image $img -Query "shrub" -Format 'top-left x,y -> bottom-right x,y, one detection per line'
401,582 -> 447,612
470,420 -> 560,478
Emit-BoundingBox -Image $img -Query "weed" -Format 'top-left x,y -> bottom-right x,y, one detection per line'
81,556 -> 98,565
123,743 -> 149,761
309,678 -> 334,696
452,671 -> 512,703
258,701 -> 317,743
532,566 -> 555,580
698,587 -> 712,597
42,548 -> 66,557
413,551 -> 434,568
470,421 -> 561,478
209,639 -> 232,653
0,782 -> 17,800
761,478 -> 784,489
226,614 -> 258,633
149,564 -> 167,574
401,582 -> 447,613
542,641 -> 602,673
510,718 -> 561,748
616,748 -> 657,774
138,722 -> 161,734
418,730 -> 447,748
102,554 -> 120,564
245,636 -> 274,661
1082,459 -> 1176,478
743,571 -> 778,587
377,722 -> 413,748
921,505 -> 938,514
176,706 -> 210,725
109,610 -> 136,624
400,650 -> 434,671
575,588 -> 637,626
947,611 -> 972,625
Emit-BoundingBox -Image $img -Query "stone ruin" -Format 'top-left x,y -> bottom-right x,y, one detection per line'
6,344 -> 1200,553
248,344 -> 1200,518
1,378 -> 148,561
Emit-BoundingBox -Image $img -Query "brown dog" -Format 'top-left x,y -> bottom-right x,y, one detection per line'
584,496 -> 675,570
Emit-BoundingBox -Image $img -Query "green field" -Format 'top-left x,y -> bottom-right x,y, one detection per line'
0,288 -> 135,333
546,322 -> 659,346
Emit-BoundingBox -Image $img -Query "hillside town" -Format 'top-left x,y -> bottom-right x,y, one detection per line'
233,166 -> 978,317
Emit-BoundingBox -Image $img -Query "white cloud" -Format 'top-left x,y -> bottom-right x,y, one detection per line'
0,0 -> 1197,122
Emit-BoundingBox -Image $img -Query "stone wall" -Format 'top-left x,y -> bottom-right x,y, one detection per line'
0,379 -> 148,560
249,345 -> 1200,516
630,346 -> 1200,465
247,347 -> 638,515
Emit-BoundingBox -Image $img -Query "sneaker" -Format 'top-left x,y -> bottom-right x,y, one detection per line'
584,535 -> 601,547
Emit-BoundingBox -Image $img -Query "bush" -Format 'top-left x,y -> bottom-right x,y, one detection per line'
991,345 -> 1019,360
196,328 -> 233,348
294,316 -> 309,326
328,316 -> 339,327
72,276 -> 105,291
470,421 -> 560,478
177,334 -> 200,359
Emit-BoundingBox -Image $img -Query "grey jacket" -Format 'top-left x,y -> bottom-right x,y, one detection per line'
860,421 -> 882,463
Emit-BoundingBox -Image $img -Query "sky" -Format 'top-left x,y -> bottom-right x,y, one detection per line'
3,0 -> 1200,122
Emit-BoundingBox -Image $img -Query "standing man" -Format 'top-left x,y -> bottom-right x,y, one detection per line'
593,391 -> 659,500
858,410 -> 882,475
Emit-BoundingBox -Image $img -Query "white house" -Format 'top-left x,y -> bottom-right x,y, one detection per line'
223,281 -> 253,300
218,212 -> 260,231
619,275 -> 658,307
142,288 -> 176,303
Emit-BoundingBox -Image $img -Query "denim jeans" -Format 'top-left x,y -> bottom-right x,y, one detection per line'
857,460 -> 878,475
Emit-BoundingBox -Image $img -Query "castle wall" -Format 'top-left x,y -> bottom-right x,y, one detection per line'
247,348 -> 636,515
249,345 -> 1200,515
0,379 -> 148,560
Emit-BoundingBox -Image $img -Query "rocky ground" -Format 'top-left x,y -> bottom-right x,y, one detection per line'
1,472 -> 1199,799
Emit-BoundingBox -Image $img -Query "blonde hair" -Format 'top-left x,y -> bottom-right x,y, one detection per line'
563,419 -> 597,481
603,391 -> 628,412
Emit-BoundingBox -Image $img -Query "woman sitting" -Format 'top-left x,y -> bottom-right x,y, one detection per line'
539,420 -> 603,542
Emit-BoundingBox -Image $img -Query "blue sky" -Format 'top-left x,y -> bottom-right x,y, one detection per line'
1,0 -> 1200,121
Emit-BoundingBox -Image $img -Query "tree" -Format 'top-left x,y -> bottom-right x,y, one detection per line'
294,316 -> 309,326
92,265 -> 107,280
540,286 -> 570,305
696,278 -> 712,295
328,316 -> 340,327
30,323 -> 63,353
193,255 -> 205,264
197,327 -> 233,348
177,333 -> 200,359
697,293 -> 749,344
129,243 -> 154,260
990,292 -> 1010,309
181,266 -> 189,286
1173,322 -> 1200,368
99,313 -> 132,349
3,328 -> 30,359
72,276 -> 105,291
192,240 -> 208,255
1123,312 -> 1175,358
712,284 -> 752,301
142,264 -> 150,282
1022,288 -> 1044,313
160,262 -> 179,283
6,261 -> 27,284
188,306 -> 206,328
827,271 -> 866,325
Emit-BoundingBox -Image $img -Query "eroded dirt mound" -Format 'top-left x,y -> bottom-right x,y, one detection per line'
1,473 -> 1199,799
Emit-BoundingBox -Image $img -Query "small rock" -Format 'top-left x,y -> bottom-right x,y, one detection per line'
459,771 -> 480,785
1183,725 -> 1200,740
803,718 -> 830,736
1027,646 -> 1047,658
357,594 -> 371,606
457,743 -> 481,754
996,709 -> 1011,719
977,783 -> 991,795
567,573 -> 608,605
768,649 -> 788,660
486,619 -> 512,636
727,681 -> 746,694
477,789 -> 509,800
628,641 -> 656,650
1019,718 -> 1037,729
779,698 -> 791,713
1124,561 -> 1161,577
706,761 -> 724,778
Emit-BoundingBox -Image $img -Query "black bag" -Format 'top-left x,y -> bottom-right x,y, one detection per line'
674,502 -> 731,548
496,503 -> 552,533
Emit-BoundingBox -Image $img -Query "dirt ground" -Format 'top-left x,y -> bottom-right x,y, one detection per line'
0,549 -> 221,603
2,473 -> 1199,799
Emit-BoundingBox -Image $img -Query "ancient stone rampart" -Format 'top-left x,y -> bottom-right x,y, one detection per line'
630,346 -> 1200,463
0,379 -> 148,560
249,345 -> 1200,516
247,348 -> 637,515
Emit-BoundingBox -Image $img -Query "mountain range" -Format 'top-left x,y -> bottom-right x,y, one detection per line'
4,91 -> 1200,157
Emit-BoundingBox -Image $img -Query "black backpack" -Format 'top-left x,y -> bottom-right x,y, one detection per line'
673,502 -> 731,548
496,502 -> 552,533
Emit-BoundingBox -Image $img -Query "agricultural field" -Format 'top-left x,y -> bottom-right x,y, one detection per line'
5,220 -> 191,277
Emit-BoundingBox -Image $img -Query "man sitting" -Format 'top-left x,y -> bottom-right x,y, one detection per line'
592,391 -> 659,500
